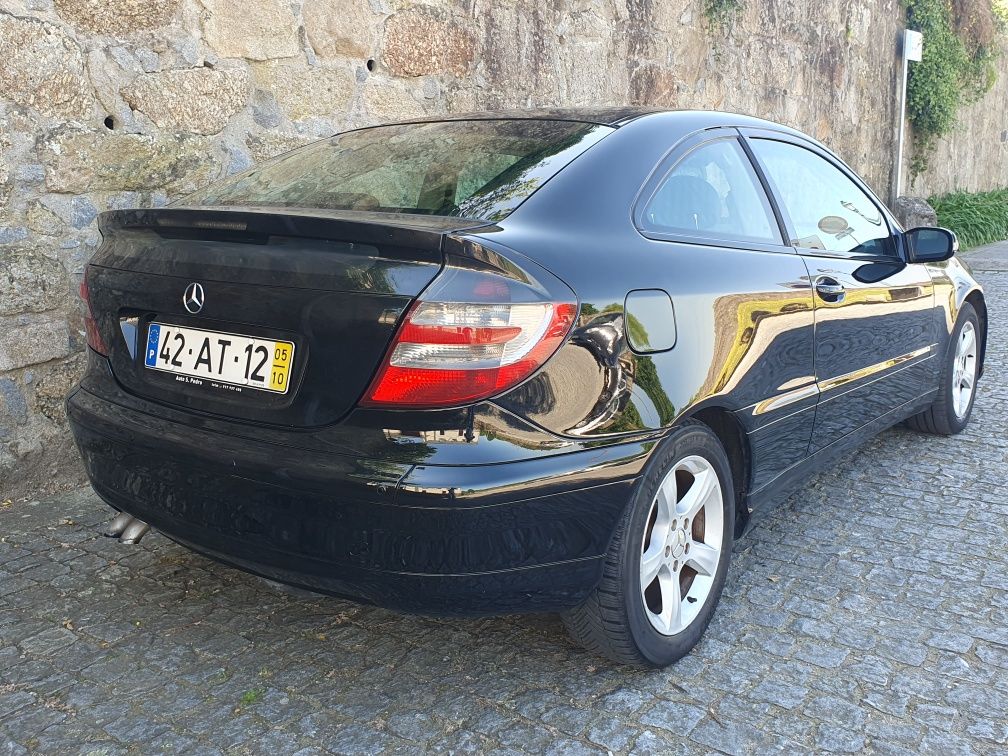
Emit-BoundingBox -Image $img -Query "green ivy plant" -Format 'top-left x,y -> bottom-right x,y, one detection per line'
996,0 -> 1008,28
703,0 -> 744,34
905,0 -> 1001,175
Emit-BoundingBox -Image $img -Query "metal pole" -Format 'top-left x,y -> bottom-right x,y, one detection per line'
894,30 -> 922,203
895,39 -> 909,202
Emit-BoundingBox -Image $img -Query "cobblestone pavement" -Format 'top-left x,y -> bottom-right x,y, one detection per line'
2,258 -> 1007,756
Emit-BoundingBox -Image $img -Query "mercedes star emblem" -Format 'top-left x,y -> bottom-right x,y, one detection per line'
183,282 -> 205,314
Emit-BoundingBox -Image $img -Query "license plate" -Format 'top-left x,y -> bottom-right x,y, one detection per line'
144,323 -> 294,394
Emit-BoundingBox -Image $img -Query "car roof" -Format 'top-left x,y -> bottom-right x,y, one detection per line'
394,106 -> 661,127
387,107 -> 805,132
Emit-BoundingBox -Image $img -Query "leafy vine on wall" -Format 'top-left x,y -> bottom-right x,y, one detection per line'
905,0 -> 1004,175
702,0 -> 744,33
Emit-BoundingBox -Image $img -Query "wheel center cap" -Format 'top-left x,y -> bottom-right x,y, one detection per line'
669,529 -> 686,559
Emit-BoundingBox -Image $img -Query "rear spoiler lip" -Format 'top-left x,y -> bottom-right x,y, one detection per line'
97,206 -> 499,255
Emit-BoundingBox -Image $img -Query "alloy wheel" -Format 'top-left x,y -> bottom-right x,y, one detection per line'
639,455 -> 724,636
952,320 -> 978,420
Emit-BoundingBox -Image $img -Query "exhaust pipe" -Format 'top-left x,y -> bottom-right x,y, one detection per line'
103,511 -> 151,544
104,511 -> 133,537
119,519 -> 151,544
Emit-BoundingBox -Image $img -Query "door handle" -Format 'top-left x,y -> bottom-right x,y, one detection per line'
815,277 -> 845,300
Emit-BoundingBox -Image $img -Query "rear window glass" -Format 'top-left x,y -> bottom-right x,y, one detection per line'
183,119 -> 612,222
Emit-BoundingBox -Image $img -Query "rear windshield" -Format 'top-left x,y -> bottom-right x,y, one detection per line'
183,119 -> 612,222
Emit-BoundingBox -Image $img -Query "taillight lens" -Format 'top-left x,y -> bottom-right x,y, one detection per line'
362,282 -> 577,409
79,268 -> 109,356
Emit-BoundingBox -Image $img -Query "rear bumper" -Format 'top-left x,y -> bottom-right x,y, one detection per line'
67,386 -> 648,616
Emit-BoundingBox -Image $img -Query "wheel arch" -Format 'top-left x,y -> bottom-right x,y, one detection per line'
686,406 -> 752,539
964,289 -> 988,377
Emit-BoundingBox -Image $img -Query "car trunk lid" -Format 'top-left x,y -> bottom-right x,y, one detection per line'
87,207 -> 490,427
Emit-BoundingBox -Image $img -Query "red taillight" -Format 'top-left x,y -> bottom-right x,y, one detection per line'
79,269 -> 108,356
362,296 -> 577,409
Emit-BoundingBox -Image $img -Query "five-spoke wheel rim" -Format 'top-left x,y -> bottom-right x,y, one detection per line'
952,321 -> 977,420
639,455 -> 723,636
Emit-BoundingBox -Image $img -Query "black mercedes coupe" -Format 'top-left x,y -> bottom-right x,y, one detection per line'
68,108 -> 986,667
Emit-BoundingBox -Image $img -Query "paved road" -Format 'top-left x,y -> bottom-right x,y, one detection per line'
2,250 -> 1006,755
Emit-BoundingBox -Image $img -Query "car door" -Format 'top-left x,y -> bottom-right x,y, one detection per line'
744,130 -> 936,453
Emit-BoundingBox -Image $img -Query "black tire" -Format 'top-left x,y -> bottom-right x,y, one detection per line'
563,421 -> 735,667
906,302 -> 981,436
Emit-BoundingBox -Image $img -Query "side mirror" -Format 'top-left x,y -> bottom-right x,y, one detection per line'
905,227 -> 959,263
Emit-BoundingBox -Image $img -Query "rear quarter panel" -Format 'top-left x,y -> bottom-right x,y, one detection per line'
479,114 -> 818,492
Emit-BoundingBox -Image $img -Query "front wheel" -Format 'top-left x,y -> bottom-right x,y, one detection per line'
906,302 -> 981,435
563,421 -> 735,667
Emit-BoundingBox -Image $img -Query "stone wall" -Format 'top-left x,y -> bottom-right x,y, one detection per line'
0,0 -> 1005,495
908,39 -> 1008,196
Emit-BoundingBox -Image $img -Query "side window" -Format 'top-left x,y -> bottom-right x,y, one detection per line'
750,139 -> 894,257
642,139 -> 780,245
